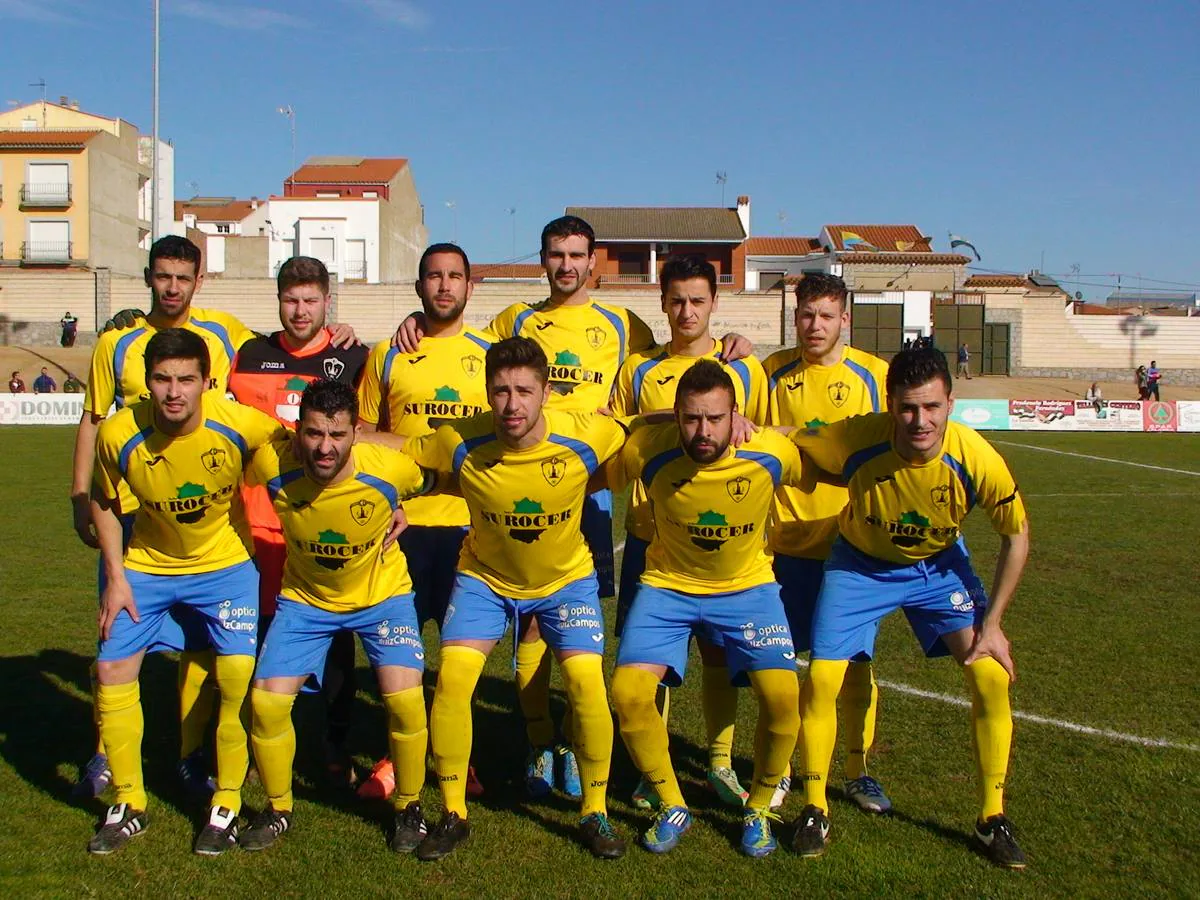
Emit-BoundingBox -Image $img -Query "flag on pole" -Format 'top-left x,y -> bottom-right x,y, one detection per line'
841,230 -> 879,252
948,233 -> 981,261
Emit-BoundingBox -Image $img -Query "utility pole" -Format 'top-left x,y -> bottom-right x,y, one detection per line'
29,78 -> 47,127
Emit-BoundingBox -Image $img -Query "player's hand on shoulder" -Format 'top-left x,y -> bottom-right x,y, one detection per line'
102,308 -> 146,332
731,411 -> 759,447
718,332 -> 754,362
328,322 -> 361,348
965,623 -> 1016,681
393,312 -> 427,353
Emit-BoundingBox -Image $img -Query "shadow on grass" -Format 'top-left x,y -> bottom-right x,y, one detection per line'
0,648 -> 203,824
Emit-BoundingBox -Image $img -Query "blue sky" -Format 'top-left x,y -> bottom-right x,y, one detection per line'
2,0 -> 1197,298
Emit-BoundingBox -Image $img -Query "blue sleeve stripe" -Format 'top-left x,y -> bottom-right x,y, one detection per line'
204,419 -> 249,458
728,359 -> 752,408
844,357 -> 881,412
594,305 -> 628,367
630,351 -> 667,415
452,432 -> 497,474
547,433 -> 600,475
766,356 -> 803,393
941,452 -> 977,511
640,447 -> 685,490
355,471 -> 400,510
192,319 -> 236,365
512,307 -> 536,337
843,440 -> 892,483
734,449 -> 783,486
117,425 -> 155,476
381,347 -> 399,396
112,327 -> 148,409
265,467 -> 305,501
465,331 -> 491,350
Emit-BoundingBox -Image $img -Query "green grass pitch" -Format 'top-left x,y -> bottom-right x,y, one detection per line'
0,427 -> 1197,898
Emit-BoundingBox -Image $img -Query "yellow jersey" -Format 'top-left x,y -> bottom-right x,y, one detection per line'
608,425 -> 803,594
246,441 -> 433,612
612,339 -> 770,541
489,298 -> 656,413
85,307 -> 255,516
764,345 -> 890,559
404,409 -> 628,599
791,415 -> 1027,565
357,328 -> 491,529
94,394 -> 286,575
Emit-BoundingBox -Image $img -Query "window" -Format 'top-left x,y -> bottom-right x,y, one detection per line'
216,223 -> 231,234
310,237 -> 335,266
25,162 -> 71,205
344,239 -> 366,280
363,191 -> 378,199
26,219 -> 71,261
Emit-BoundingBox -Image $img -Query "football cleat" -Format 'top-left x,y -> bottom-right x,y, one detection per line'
525,746 -> 555,797
641,805 -> 692,854
706,766 -> 749,807
73,752 -> 112,799
238,805 -> 291,851
975,814 -> 1027,869
769,774 -> 791,811
390,801 -> 428,854
791,804 -> 831,858
557,744 -> 582,800
193,805 -> 239,856
579,812 -> 625,859
416,812 -> 471,861
87,803 -> 147,855
178,749 -> 216,799
741,808 -> 782,858
844,775 -> 892,814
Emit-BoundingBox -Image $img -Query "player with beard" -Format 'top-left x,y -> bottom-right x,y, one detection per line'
608,361 -> 803,857
88,329 -> 288,856
227,256 -> 369,788
761,273 -> 892,813
785,347 -> 1029,869
239,379 -> 438,854
355,243 -> 489,800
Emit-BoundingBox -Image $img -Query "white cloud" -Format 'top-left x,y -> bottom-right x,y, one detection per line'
174,0 -> 308,31
356,0 -> 429,29
0,0 -> 76,24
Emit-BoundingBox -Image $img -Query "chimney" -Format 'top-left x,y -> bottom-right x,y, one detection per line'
251,196 -> 259,209
59,95 -> 69,106
736,195 -> 751,237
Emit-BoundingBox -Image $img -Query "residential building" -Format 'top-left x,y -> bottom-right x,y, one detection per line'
564,196 -> 750,289
0,100 -> 172,274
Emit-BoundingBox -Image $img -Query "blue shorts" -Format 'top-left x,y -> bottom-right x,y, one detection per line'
98,560 -> 259,662
617,582 -> 796,687
256,594 -> 423,689
583,490 -> 615,598
442,572 -> 606,655
811,539 -> 987,662
399,525 -> 467,630
773,554 -> 826,654
614,533 -> 649,637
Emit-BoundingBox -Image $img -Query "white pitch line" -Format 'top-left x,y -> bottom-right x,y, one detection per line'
614,539 -> 625,555
993,440 -> 1200,478
1024,491 -> 1200,498
794,660 -> 1199,752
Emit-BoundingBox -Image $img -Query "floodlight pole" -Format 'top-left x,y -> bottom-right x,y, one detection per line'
151,0 -> 160,241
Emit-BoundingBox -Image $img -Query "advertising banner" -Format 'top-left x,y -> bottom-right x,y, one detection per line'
950,399 -> 1011,431
0,393 -> 85,425
1142,401 -> 1178,433
1008,399 -> 1144,431
1177,401 -> 1200,433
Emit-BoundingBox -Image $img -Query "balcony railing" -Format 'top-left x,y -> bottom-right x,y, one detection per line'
20,183 -> 72,207
342,260 -> 367,280
717,273 -> 735,285
600,273 -> 654,284
21,241 -> 73,263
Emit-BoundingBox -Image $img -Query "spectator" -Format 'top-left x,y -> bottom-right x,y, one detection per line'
1085,381 -> 1104,415
1147,361 -> 1162,400
957,342 -> 972,379
9,371 -> 25,393
60,311 -> 79,347
1135,366 -> 1149,400
33,367 -> 58,393
63,373 -> 83,393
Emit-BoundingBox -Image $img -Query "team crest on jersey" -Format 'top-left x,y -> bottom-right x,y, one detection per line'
930,484 -> 951,509
726,476 -> 750,502
542,456 -> 567,486
200,448 -> 226,474
828,380 -> 850,407
461,354 -> 482,378
349,499 -> 376,525
323,357 -> 346,379
586,326 -> 606,349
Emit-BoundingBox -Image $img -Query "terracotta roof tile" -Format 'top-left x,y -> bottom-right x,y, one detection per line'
824,225 -> 932,253
287,158 -> 408,184
565,207 -> 746,242
473,263 -> 546,280
744,237 -> 823,255
175,199 -> 261,222
0,129 -> 102,149
840,252 -> 970,265
963,274 -> 1028,288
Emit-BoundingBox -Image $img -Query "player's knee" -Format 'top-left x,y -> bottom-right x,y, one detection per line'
611,667 -> 659,723
559,653 -> 604,703
433,647 -> 486,705
807,659 -> 851,704
213,653 -> 255,696
965,656 -> 1010,706
751,670 -> 801,726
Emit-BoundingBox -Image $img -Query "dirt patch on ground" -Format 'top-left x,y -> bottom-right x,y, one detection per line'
0,346 -> 93,386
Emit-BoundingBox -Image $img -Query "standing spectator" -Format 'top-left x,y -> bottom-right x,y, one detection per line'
1147,361 -> 1162,400
1135,366 -> 1149,400
33,367 -> 58,393
63,373 -> 83,393
60,311 -> 79,347
9,370 -> 25,393
957,342 -> 972,379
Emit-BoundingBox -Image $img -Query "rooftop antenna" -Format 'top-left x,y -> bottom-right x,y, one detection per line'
777,209 -> 787,236
715,171 -> 727,207
187,180 -> 200,198
29,78 -> 47,126
277,105 -> 296,186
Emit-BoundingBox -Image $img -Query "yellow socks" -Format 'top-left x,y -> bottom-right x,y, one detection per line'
89,662 -> 106,756
701,664 -> 738,770
965,657 -> 1013,821
798,658 -> 849,813
612,667 -> 685,809
211,654 -> 254,813
841,661 -> 878,781
558,654 -> 612,816
383,686 -> 428,809
515,637 -> 554,748
745,668 -> 800,810
97,680 -> 145,811
178,649 -> 216,759
431,646 -> 487,818
249,687 -> 297,812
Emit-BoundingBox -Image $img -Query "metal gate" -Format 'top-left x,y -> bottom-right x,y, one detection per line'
933,303 -> 984,374
983,322 -> 1010,375
849,296 -> 903,361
